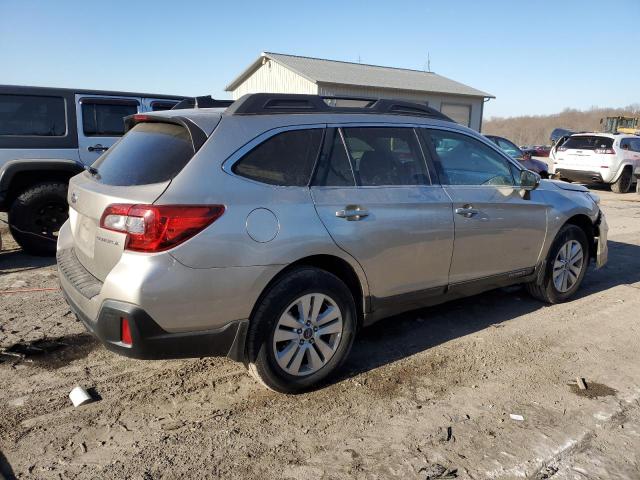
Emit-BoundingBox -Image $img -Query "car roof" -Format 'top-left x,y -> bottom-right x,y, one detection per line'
571,132 -> 616,138
0,84 -> 187,100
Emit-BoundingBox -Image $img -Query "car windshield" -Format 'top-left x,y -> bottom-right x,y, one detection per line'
563,136 -> 613,150
492,137 -> 523,159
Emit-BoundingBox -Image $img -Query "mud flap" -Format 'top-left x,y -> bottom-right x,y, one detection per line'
596,213 -> 608,269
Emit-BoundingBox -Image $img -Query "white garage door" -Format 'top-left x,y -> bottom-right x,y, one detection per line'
441,103 -> 471,127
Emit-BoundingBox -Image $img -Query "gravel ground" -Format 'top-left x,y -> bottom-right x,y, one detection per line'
1,189 -> 640,480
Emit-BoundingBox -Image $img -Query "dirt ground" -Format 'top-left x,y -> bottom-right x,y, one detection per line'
1,188 -> 640,480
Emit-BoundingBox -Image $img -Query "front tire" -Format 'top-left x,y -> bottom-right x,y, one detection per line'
8,182 -> 68,256
247,267 -> 357,394
611,167 -> 632,193
526,224 -> 589,304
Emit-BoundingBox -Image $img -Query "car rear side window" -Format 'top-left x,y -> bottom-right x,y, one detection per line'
92,122 -> 194,186
562,136 -> 613,150
151,101 -> 179,111
81,100 -> 138,136
0,94 -> 66,136
233,129 -> 323,186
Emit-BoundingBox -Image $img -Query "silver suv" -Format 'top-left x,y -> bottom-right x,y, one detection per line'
57,94 -> 608,393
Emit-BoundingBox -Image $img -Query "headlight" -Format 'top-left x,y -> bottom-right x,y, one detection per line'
587,192 -> 600,205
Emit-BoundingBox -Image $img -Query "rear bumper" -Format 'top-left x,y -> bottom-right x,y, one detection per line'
555,169 -> 604,184
57,245 -> 249,361
61,286 -> 248,360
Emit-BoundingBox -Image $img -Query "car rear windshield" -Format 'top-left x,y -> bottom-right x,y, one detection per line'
92,122 -> 194,186
562,136 -> 613,150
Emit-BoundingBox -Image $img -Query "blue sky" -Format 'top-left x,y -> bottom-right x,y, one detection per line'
1,0 -> 638,118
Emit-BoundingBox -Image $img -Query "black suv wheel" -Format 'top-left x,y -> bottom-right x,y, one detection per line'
611,167 -> 632,194
8,182 -> 68,256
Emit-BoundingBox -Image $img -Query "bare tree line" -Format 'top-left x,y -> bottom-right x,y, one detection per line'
482,104 -> 640,146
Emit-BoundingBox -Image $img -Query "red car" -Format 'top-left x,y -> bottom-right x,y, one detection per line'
523,145 -> 551,158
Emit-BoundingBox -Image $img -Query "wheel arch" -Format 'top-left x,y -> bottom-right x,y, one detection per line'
249,254 -> 369,331
0,159 -> 82,210
564,214 -> 596,259
611,163 -> 633,183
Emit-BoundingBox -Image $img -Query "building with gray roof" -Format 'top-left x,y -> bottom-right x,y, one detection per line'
226,52 -> 494,131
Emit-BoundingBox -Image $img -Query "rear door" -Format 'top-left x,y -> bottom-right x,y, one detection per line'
68,121 -> 201,281
75,94 -> 140,165
422,128 -> 547,284
311,126 -> 454,305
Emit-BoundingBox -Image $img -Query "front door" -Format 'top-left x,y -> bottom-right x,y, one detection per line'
311,126 -> 454,307
76,95 -> 140,165
422,128 -> 547,285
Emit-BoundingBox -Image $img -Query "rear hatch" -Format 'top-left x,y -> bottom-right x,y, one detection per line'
556,135 -> 614,170
68,117 -> 213,281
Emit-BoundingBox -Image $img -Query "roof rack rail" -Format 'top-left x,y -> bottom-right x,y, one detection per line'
225,93 -> 454,121
172,96 -> 234,110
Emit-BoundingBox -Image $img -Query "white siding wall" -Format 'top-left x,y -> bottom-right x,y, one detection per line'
230,59 -> 318,99
228,70 -> 485,131
318,83 -> 484,131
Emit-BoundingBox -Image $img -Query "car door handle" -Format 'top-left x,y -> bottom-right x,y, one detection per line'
88,144 -> 109,152
336,206 -> 369,221
455,205 -> 480,218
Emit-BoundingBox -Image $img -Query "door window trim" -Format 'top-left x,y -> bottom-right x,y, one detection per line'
310,127 -> 358,188
419,126 -> 524,187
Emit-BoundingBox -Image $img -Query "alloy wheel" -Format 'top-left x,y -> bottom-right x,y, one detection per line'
552,240 -> 584,293
272,293 -> 343,376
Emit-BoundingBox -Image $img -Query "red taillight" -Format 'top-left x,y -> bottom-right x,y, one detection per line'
100,204 -> 225,252
595,148 -> 615,154
121,317 -> 132,345
133,114 -> 150,122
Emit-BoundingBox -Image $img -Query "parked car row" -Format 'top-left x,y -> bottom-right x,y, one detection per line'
485,135 -> 550,178
55,93 -> 608,392
521,145 -> 551,158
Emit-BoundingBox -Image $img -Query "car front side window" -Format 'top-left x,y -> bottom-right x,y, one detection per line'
425,130 -> 515,186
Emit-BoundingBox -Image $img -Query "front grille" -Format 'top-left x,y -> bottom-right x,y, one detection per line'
57,248 -> 103,299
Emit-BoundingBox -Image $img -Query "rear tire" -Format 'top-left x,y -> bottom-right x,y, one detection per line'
526,224 -> 589,304
247,267 -> 357,394
8,182 -> 68,256
611,167 -> 632,193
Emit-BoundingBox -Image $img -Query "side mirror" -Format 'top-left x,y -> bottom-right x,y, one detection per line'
520,169 -> 541,190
